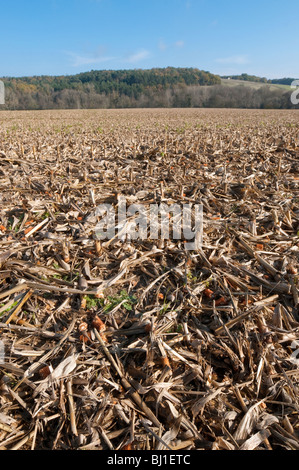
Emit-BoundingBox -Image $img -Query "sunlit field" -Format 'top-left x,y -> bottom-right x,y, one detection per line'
0,108 -> 298,450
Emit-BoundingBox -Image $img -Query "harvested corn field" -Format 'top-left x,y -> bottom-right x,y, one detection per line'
0,108 -> 298,450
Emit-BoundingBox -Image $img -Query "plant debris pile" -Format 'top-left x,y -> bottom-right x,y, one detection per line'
0,108 -> 298,450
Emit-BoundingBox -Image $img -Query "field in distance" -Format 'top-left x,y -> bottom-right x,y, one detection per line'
221,78 -> 293,91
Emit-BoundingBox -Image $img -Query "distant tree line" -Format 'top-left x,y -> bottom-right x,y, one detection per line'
0,67 -> 297,110
221,73 -> 297,86
270,78 -> 296,86
221,73 -> 269,83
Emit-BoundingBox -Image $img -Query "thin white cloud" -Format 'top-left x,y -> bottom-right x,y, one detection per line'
125,49 -> 150,64
158,40 -> 167,51
215,55 -> 250,65
66,47 -> 151,68
66,50 -> 116,67
157,40 -> 184,52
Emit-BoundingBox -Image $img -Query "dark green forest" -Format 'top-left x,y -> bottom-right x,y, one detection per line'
0,67 -> 297,110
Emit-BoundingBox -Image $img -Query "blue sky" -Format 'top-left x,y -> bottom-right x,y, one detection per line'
0,0 -> 298,79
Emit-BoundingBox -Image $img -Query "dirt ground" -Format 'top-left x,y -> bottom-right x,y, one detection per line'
0,108 -> 298,450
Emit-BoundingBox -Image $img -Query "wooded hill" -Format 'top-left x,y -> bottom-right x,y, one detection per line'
0,67 -> 297,110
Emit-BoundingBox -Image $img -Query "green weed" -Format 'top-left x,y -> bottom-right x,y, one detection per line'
103,290 -> 137,313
